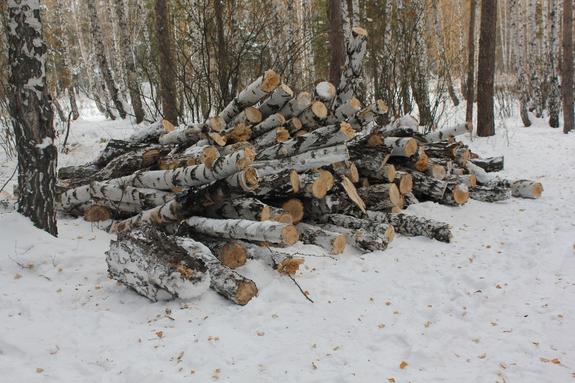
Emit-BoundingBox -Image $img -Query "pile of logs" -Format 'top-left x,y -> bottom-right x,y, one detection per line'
57,27 -> 543,305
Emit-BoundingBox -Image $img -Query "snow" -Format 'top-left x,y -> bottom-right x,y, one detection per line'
1,104 -> 575,382
34,137 -> 53,150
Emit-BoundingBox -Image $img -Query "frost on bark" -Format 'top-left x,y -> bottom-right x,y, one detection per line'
86,0 -> 127,119
113,0 -> 144,123
7,0 -> 58,236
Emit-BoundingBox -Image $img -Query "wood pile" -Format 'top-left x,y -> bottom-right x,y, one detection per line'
57,27 -> 543,305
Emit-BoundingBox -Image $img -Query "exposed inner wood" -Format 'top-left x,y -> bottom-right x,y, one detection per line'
282,198 -> 305,224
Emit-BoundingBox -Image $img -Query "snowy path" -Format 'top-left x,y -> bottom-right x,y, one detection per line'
0,118 -> 574,382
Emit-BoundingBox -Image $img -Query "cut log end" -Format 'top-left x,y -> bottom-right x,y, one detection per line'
84,205 -> 112,222
207,116 -> 225,132
340,122 -> 355,139
276,127 -> 290,143
289,170 -> 300,192
202,146 -> 220,169
243,168 -> 259,189
452,184 -> 470,205
332,233 -> 347,255
281,225 -> 299,246
352,26 -> 368,37
272,213 -> 294,224
229,123 -> 252,143
282,198 -> 304,224
217,241 -> 248,269
376,99 -> 389,114
398,173 -> 413,194
244,106 -> 263,124
235,280 -> 258,305
276,257 -> 305,275
388,183 -> 402,207
208,132 -> 227,146
162,119 -> 176,132
311,101 -> 328,119
415,151 -> 429,172
237,147 -> 256,169
404,138 -> 418,157
384,225 -> 396,243
262,70 -> 281,92
318,169 -> 335,191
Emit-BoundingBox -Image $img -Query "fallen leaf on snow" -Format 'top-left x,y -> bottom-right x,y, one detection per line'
399,361 -> 408,369
155,331 -> 164,338
36,368 -> 44,373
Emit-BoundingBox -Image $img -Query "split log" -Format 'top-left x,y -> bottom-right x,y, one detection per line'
367,210 -> 452,243
256,123 -> 354,161
470,156 -> 504,172
314,81 -> 336,102
296,222 -> 347,255
424,122 -> 469,142
159,117 -> 225,146
511,179 -> 543,199
250,113 -> 286,138
252,144 -> 349,177
469,183 -> 511,202
279,91 -> 312,119
239,241 -> 304,275
181,216 -> 299,246
219,70 -> 281,123
174,237 -> 258,305
258,84 -> 293,118
297,101 -> 328,129
106,226 -> 210,302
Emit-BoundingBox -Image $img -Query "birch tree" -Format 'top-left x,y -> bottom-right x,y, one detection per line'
6,0 -> 58,236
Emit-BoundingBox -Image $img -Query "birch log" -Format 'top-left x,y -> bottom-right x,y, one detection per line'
256,123 -> 354,160
470,156 -> 504,172
325,97 -> 362,125
204,197 -> 275,221
159,117 -> 225,146
250,113 -> 286,138
219,70 -> 281,123
367,211 -> 452,243
469,183 -> 511,202
424,123 -> 469,142
511,179 -> 543,199
106,226 -> 210,301
324,214 -> 395,251
239,241 -> 304,275
297,101 -> 328,129
258,84 -> 293,118
278,91 -> 312,119
181,217 -> 299,246
314,81 -> 337,102
174,237 -> 258,305
296,222 -> 347,255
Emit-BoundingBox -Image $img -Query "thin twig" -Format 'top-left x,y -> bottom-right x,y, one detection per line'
0,165 -> 17,194
265,246 -> 314,303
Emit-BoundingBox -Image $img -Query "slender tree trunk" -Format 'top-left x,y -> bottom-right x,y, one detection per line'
328,0 -> 345,87
155,0 -> 179,125
87,0 -> 127,119
465,0 -> 478,126
214,0 -> 231,107
563,0 -> 574,133
548,0 -> 561,128
114,0 -> 145,123
432,0 -> 459,106
6,0 -> 58,236
410,0 -> 433,127
476,0 -> 497,137
54,0 -> 79,120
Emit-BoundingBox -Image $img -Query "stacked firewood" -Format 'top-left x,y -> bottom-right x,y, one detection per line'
57,27 -> 542,305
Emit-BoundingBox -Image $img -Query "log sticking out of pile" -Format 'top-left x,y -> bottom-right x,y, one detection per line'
59,49 -> 543,305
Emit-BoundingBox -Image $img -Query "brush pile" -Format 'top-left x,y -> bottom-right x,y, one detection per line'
57,27 -> 543,305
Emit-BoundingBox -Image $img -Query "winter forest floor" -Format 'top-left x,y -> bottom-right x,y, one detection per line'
0,106 -> 574,382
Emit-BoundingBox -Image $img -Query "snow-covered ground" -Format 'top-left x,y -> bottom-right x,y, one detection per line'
1,110 -> 574,382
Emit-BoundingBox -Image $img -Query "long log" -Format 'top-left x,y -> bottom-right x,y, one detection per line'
181,216 -> 299,246
258,83 -> 293,118
367,210 -> 452,243
278,91 -> 312,119
158,117 -> 225,146
469,182 -> 511,202
106,226 -> 210,301
204,197 -> 275,222
424,123 -> 469,142
174,237 -> 258,305
324,214 -> 395,251
470,156 -> 504,172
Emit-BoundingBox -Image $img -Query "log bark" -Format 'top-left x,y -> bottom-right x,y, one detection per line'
424,123 -> 469,143
106,226 -> 210,301
334,26 -> 368,109
252,127 -> 290,149
347,100 -> 388,130
252,144 -> 349,177
469,183 -> 511,202
410,171 -> 448,201
250,113 -> 286,138
219,70 -> 281,123
296,222 -> 347,255
204,197 -> 275,222
181,217 -> 299,246
325,97 -> 362,125
159,117 -> 225,146
470,156 -> 504,172
511,180 -> 542,199
367,211 -> 452,243
228,106 -> 262,127
159,145 -> 220,170
174,237 -> 258,305
257,123 -> 354,160
297,101 -> 328,129
258,84 -> 293,118
324,214 -> 395,252
358,183 -> 402,211
278,91 -> 312,119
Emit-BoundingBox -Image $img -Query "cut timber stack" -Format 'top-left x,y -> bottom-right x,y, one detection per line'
56,26 -> 543,306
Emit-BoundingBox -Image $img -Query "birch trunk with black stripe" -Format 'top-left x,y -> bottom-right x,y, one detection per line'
358,183 -> 402,211
325,97 -> 362,125
250,113 -> 286,138
252,144 -> 349,177
258,84 -> 293,118
257,123 -> 354,161
469,182 -> 511,202
106,226 -> 210,302
297,101 -> 328,129
410,171 -> 448,201
180,217 -> 299,246
511,179 -> 543,199
218,70 -> 281,123
470,156 -> 504,172
367,211 -> 452,243
159,117 -> 225,146
334,27 -> 368,109
278,91 -> 312,119
159,145 -> 220,170
347,100 -> 388,130
251,127 -> 290,150
204,197 -> 276,221
174,237 -> 258,305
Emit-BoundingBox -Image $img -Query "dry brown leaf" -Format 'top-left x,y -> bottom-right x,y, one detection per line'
155,331 -> 164,338
36,368 -> 44,373
399,361 -> 408,369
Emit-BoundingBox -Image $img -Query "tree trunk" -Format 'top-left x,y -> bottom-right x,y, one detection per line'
465,0 -> 477,126
155,0 -> 179,125
86,0 -> 127,119
562,0 -> 574,134
367,211 -> 452,243
476,0 -> 497,137
327,0 -> 345,87
7,0 -> 58,236
114,0 -> 144,123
